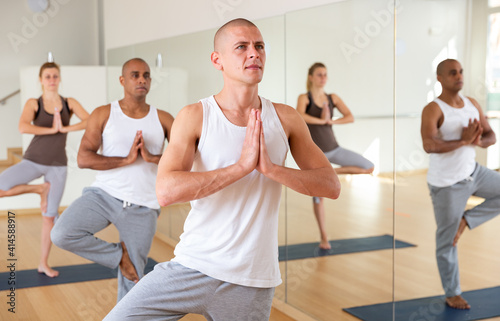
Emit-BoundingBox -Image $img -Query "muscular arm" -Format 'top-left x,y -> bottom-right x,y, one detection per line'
77,105 -> 140,170
18,99 -> 58,135
468,97 -> 496,148
59,98 -> 89,133
258,104 -> 340,199
296,94 -> 328,125
421,101 -> 480,154
138,110 -> 175,165
156,103 -> 256,206
329,94 -> 354,125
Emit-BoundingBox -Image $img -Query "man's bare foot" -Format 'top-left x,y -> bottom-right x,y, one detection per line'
38,264 -> 59,278
319,239 -> 331,250
453,217 -> 468,246
119,242 -> 139,283
39,182 -> 50,214
446,295 -> 471,310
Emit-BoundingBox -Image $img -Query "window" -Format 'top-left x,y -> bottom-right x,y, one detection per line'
490,0 -> 500,8
487,12 -> 500,110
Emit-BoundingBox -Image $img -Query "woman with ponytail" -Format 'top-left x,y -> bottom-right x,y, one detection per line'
0,62 -> 89,276
296,62 -> 374,250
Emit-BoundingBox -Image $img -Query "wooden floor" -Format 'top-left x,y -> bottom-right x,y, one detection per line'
0,214 -> 294,321
1,172 -> 499,320
276,173 -> 500,321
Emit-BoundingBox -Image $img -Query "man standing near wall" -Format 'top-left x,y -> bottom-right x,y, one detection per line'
51,58 -> 174,301
421,58 -> 500,309
104,18 -> 340,320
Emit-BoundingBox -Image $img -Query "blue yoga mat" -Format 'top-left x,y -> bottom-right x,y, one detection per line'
344,286 -> 500,321
278,234 -> 415,261
0,258 -> 157,291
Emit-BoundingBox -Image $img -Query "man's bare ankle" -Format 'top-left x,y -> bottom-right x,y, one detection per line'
119,242 -> 139,283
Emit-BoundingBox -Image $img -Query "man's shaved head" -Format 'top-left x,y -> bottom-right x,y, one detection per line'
214,18 -> 258,51
122,58 -> 149,75
436,59 -> 459,76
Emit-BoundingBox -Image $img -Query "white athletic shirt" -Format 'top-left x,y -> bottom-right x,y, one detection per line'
92,101 -> 165,209
172,96 -> 289,288
427,95 -> 479,187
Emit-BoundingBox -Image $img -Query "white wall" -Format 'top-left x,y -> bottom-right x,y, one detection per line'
395,0 -> 468,171
103,0 -> 345,51
0,0 -> 100,159
0,66 -> 106,212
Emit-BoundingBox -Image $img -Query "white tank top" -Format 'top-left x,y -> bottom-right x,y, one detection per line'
427,95 -> 478,187
92,101 -> 165,209
173,96 -> 289,288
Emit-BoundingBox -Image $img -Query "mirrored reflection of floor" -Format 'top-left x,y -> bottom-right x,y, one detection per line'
276,172 -> 500,321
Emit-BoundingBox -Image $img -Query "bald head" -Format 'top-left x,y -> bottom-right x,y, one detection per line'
214,18 -> 259,51
122,58 -> 149,76
436,59 -> 459,76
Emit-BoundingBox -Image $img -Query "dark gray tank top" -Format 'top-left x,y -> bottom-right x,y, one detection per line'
305,92 -> 339,152
23,96 -> 71,166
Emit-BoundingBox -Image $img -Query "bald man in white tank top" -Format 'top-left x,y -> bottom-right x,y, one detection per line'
421,59 -> 500,310
105,19 -> 341,321
51,58 -> 174,302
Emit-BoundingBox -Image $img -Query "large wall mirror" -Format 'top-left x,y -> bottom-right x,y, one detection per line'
281,0 -> 395,320
105,0 -> 500,320
106,1 -> 396,320
394,1 -> 500,321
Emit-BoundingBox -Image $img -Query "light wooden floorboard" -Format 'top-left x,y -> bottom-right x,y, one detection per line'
1,172 -> 499,320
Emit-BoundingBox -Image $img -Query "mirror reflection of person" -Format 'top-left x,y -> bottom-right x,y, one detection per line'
421,58 -> 500,310
104,19 -> 340,320
50,58 -> 174,302
296,62 -> 374,249
0,62 -> 89,277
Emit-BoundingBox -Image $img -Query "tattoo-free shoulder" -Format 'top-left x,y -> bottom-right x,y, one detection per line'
298,93 -> 310,103
92,103 -> 111,115
423,100 -> 440,111
272,102 -> 303,135
88,104 -> 111,126
157,109 -> 175,138
178,102 -> 203,118
273,102 -> 296,114
173,102 -> 203,140
25,97 -> 38,108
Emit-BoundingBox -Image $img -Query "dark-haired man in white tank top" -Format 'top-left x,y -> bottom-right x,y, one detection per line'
105,19 -> 341,321
421,58 -> 500,310
51,58 -> 174,302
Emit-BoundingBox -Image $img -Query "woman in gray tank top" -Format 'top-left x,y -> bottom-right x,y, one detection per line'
296,62 -> 374,250
0,62 -> 89,277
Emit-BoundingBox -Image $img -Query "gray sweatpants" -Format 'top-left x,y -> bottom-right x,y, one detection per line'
428,164 -> 500,297
324,146 -> 374,169
0,159 -> 67,217
104,261 -> 275,321
51,187 -> 159,301
313,147 -> 374,203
